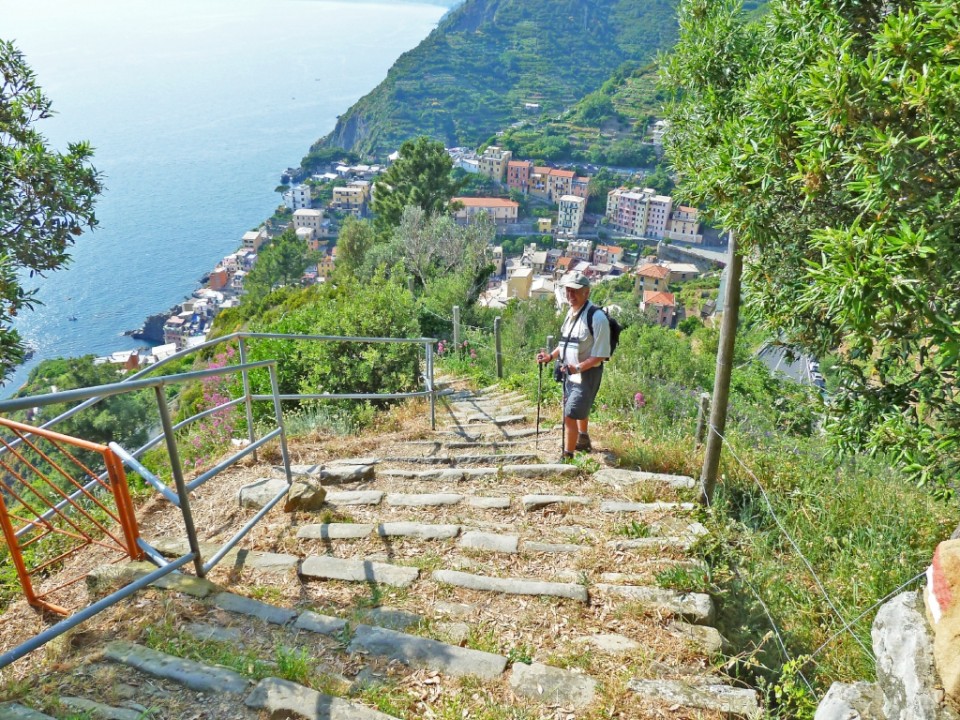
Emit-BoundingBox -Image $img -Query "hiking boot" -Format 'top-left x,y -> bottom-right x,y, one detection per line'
557,451 -> 575,463
575,433 -> 592,452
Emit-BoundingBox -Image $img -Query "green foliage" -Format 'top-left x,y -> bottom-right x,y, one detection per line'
243,228 -> 315,300
244,273 -> 421,426
371,136 -> 464,230
313,0 -> 681,158
0,40 -> 103,380
661,0 -> 960,488
15,356 -> 153,450
333,216 -> 377,281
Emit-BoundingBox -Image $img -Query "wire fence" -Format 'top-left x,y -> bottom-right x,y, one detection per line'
428,302 -> 932,702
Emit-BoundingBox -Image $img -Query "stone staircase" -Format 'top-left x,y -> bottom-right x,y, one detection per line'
1,376 -> 762,719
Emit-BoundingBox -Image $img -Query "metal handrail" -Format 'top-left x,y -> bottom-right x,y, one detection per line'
0,330 -> 439,670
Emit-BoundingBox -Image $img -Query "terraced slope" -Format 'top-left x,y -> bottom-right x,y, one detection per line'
1,378 -> 762,719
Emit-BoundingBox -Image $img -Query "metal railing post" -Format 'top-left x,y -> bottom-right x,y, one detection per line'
426,341 -> 436,430
268,365 -> 292,485
453,306 -> 460,351
238,336 -> 258,461
154,385 -> 205,577
494,316 -> 503,379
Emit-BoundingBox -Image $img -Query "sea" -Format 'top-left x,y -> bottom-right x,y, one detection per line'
0,0 -> 455,396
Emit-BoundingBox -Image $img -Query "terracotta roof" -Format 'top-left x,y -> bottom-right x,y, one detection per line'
508,160 -> 532,168
550,169 -> 575,179
597,245 -> 622,254
453,197 -> 519,208
637,263 -> 671,279
556,257 -> 573,269
643,291 -> 676,306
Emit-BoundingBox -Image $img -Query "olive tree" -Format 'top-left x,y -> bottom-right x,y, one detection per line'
660,0 -> 960,489
1,39 -> 103,378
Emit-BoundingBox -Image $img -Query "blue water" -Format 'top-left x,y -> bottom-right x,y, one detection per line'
1,0 -> 453,395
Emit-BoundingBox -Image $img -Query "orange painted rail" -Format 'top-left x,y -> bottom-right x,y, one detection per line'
0,418 -> 141,615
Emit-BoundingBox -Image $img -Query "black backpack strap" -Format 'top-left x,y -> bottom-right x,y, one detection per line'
586,304 -> 599,338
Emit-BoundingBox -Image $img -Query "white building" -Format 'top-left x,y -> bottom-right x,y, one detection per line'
283,184 -> 312,210
556,195 -> 586,237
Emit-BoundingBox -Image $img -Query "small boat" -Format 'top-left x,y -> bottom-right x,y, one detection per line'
68,315 -> 78,321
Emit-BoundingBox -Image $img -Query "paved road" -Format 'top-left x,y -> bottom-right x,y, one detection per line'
757,345 -> 825,391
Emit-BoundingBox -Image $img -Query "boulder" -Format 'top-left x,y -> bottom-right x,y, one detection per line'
283,477 -> 327,512
872,590 -> 957,720
814,682 -> 885,720
238,477 -> 287,510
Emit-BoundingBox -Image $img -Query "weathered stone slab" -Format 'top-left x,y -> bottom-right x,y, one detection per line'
380,469 -> 466,481
87,561 -> 219,598
460,531 -> 519,554
238,477 -> 288,509
385,493 -> 463,507
462,467 -> 500,479
524,542 -> 583,554
287,464 -> 377,486
510,662 -> 597,708
668,621 -> 726,656
348,624 -> 507,679
325,491 -> 384,506
505,464 -> 578,479
433,569 -> 588,602
294,611 -> 348,636
522,494 -> 591,512
593,468 -> 695,490
576,633 -> 641,653
467,496 -> 511,509
246,677 -> 399,719
814,682 -> 885,720
104,641 -> 249,693
360,607 -> 423,630
436,621 -> 471,644
59,697 -> 143,720
628,679 -> 759,718
600,501 -> 696,513
376,523 -> 460,540
183,622 -> 243,644
595,585 -> 715,624
213,592 -> 297,626
151,538 -> 297,572
0,704 -> 56,720
606,537 -> 695,551
300,556 -> 419,588
297,523 -> 374,540
284,478 -> 328,512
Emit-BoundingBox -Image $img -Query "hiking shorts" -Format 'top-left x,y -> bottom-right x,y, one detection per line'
563,365 -> 603,420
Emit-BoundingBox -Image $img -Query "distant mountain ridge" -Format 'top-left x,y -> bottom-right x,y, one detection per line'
306,0 -> 679,162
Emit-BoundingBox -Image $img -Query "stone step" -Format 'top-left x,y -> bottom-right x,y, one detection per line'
510,662 -> 597,710
600,501 -> 697,513
299,556 -> 419,588
628,679 -> 760,717
595,584 -> 715,624
246,677 -> 399,720
104,641 -> 250,693
593,468 -> 696,491
433,569 -> 589,602
379,453 -> 539,465
347,624 -> 507,679
522,494 -> 591,511
0,704 -> 56,720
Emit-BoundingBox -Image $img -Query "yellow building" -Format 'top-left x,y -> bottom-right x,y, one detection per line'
451,197 -> 519,225
479,146 -> 513,183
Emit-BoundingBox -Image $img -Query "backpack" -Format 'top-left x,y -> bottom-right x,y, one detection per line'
587,305 -> 621,357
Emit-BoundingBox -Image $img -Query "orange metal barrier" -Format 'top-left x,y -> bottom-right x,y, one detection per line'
0,418 -> 141,615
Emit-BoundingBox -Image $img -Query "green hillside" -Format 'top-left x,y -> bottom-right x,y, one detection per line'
305,0 -> 680,163
496,61 -> 664,166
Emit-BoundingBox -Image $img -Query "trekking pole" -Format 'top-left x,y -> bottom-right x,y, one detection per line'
560,369 -> 566,458
535,351 -> 544,449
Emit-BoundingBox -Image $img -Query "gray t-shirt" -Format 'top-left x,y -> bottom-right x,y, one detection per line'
558,301 -> 611,367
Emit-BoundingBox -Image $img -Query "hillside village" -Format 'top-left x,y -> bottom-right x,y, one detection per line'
112,129 -> 717,371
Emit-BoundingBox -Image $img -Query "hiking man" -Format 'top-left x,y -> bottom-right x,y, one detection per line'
536,271 -> 610,460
